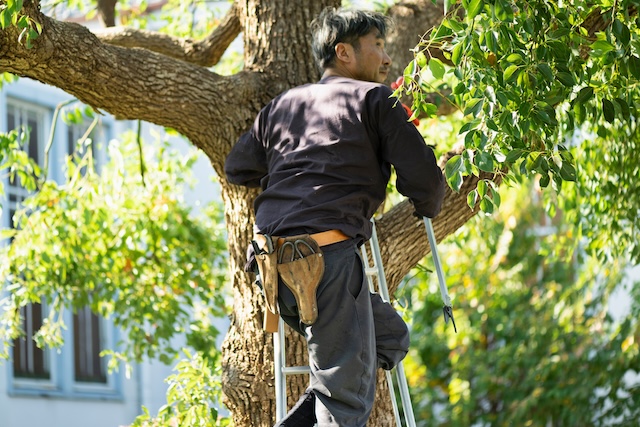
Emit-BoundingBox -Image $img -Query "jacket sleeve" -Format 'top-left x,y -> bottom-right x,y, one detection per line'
224,128 -> 268,188
372,87 -> 446,218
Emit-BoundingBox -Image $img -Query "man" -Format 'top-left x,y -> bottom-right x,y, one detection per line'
225,7 -> 445,427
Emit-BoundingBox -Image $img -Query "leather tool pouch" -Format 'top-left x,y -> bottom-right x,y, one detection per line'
253,235 -> 279,316
276,235 -> 325,325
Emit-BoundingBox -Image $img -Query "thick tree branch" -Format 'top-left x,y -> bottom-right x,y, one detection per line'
0,7 -> 265,169
95,0 -> 242,66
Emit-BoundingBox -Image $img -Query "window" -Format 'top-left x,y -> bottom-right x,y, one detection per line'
13,304 -> 50,380
66,116 -> 109,175
73,306 -> 107,384
4,97 -> 121,400
6,99 -> 50,381
6,102 -> 42,164
5,100 -> 46,228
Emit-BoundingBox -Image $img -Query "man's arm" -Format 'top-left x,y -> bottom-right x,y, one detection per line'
374,87 -> 446,218
224,130 -> 268,188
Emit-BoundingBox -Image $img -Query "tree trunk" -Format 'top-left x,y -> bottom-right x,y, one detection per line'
0,0 -> 491,425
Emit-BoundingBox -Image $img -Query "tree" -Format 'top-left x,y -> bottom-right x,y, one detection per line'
1,0 -> 639,425
406,182 -> 639,426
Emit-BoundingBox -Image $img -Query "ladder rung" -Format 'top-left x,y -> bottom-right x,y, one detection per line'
364,266 -> 377,275
281,366 -> 311,375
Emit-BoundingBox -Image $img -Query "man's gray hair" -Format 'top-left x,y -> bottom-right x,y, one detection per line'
310,8 -> 393,70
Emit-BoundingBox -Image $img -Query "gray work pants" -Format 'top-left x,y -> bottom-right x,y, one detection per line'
278,240 -> 410,427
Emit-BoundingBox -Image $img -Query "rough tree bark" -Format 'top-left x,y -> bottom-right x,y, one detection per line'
0,0 -> 494,425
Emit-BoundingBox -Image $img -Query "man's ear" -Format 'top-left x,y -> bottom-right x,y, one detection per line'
334,42 -> 354,64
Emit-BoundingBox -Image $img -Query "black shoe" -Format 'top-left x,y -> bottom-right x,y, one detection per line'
274,389 -> 317,427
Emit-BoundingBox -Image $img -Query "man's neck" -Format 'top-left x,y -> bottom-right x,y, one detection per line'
322,67 -> 353,80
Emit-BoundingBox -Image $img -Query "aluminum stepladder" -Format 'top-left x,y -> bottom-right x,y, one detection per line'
273,219 -> 418,426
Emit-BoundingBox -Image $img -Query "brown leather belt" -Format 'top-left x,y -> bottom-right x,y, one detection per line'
276,229 -> 350,247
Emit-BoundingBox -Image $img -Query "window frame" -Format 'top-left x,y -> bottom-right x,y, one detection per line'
7,307 -> 123,400
2,90 -> 123,401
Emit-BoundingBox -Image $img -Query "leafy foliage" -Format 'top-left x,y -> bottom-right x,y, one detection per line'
0,131 -> 230,366
393,0 -> 640,262
0,72 -> 18,89
132,349 -> 230,427
404,183 -> 640,427
562,125 -> 640,262
0,0 -> 42,48
0,126 -> 42,203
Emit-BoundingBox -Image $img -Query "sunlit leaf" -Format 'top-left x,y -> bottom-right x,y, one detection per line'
503,64 -> 519,82
429,58 -> 446,79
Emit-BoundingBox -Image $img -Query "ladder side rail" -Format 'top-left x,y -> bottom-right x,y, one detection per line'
274,318 -> 287,421
395,361 -> 417,427
369,220 -> 418,427
359,243 -> 377,293
361,236 -> 404,426
385,369 -> 404,426
369,222 -> 391,302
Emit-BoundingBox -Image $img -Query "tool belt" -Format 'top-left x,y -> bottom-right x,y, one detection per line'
252,230 -> 349,331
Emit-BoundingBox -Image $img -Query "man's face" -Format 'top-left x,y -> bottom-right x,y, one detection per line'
349,30 -> 392,83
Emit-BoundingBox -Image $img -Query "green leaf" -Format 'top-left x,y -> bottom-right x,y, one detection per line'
0,229 -> 18,240
556,72 -> 575,87
444,18 -> 465,34
477,179 -> 487,198
459,118 -> 481,133
467,189 -> 478,209
453,82 -> 467,94
539,172 -> 551,188
559,161 -> 576,181
505,149 -> 525,163
464,98 -> 484,116
486,119 -> 499,132
467,0 -> 484,20
613,19 -> 631,47
503,64 -> 519,82
602,98 -> 615,123
494,0 -> 513,20
534,109 -> 552,125
479,197 -> 494,213
590,40 -> 615,57
0,10 -> 11,29
445,155 -> 464,192
403,60 -> 417,80
416,51 -> 427,68
452,41 -> 465,66
496,91 -> 509,106
445,154 -> 463,178
429,58 -> 446,79
628,55 -> 640,79
485,30 -> 497,53
448,171 -> 463,192
505,53 -> 523,64
490,187 -> 501,207
476,151 -> 494,172
421,102 -> 438,117
536,63 -> 554,81
432,22 -> 454,40
574,87 -> 594,105
614,98 -> 630,120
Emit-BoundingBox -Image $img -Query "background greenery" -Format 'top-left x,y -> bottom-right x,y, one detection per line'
403,182 -> 639,427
